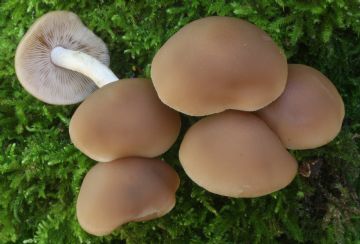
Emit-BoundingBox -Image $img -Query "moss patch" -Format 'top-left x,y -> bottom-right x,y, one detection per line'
0,0 -> 359,243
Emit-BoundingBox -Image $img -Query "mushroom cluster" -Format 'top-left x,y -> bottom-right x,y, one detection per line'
15,12 -> 345,236
151,16 -> 345,198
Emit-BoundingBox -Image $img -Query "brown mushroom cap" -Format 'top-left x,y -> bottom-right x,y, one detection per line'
76,157 -> 180,236
179,110 -> 297,198
15,11 -> 109,105
257,64 -> 345,150
151,16 -> 288,116
69,78 -> 181,162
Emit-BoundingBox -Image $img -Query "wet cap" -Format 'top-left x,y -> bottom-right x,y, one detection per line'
69,78 -> 181,162
257,64 -> 345,149
179,110 -> 297,198
151,16 -> 288,116
76,157 -> 180,236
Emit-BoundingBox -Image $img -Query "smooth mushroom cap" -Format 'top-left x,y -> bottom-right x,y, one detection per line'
69,78 -> 181,162
151,16 -> 288,116
179,110 -> 298,198
257,64 -> 345,150
76,157 -> 180,236
15,11 -> 109,105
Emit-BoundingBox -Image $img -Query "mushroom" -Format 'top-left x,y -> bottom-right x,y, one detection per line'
76,157 -> 180,236
15,11 -> 118,105
257,64 -> 345,150
69,78 -> 181,162
179,110 -> 298,198
151,16 -> 288,116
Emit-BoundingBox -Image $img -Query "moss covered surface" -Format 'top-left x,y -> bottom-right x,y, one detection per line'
0,0 -> 359,243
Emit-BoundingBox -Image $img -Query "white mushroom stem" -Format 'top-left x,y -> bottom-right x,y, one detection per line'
51,46 -> 118,87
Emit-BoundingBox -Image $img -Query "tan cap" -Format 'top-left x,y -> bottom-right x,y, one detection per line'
151,16 -> 288,116
76,157 -> 180,236
179,110 -> 297,198
257,64 -> 345,149
15,11 -> 110,105
69,78 -> 181,162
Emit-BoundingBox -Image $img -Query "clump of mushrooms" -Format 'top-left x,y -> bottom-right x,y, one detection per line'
15,10 -> 346,236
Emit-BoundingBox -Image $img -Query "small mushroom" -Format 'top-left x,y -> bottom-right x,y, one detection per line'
15,11 -> 118,105
76,157 -> 180,236
69,78 -> 181,162
179,110 -> 297,198
151,16 -> 288,116
257,64 -> 345,149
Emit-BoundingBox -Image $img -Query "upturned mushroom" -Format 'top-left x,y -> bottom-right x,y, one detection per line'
151,16 -> 288,116
69,78 -> 181,162
76,157 -> 180,236
179,110 -> 297,198
15,11 -> 118,104
257,64 -> 345,150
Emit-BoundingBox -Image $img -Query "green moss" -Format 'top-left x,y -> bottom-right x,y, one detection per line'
0,0 -> 359,243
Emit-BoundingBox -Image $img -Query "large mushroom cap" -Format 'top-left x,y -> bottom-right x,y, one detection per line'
15,11 -> 110,105
69,78 -> 181,162
179,110 -> 297,198
151,16 -> 288,116
257,64 -> 345,150
76,157 -> 180,236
